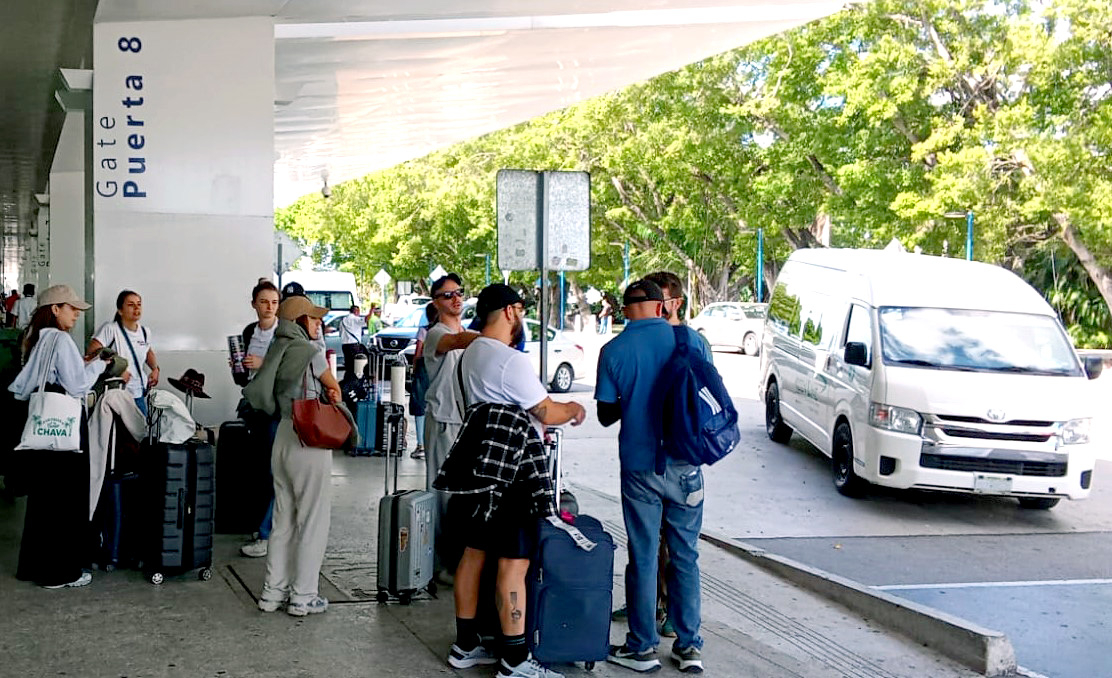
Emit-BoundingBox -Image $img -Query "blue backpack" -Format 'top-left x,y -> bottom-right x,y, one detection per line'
653,326 -> 741,473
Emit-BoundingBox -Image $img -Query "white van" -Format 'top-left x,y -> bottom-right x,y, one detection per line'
280,270 -> 361,321
757,248 -> 1101,509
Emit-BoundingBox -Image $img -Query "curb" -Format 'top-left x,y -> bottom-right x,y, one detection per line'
699,529 -> 1018,677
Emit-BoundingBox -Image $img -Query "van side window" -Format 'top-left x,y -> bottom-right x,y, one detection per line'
844,304 -> 873,367
799,292 -> 831,348
768,281 -> 800,335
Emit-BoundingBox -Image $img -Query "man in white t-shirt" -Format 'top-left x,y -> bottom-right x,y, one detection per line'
422,273 -> 480,580
442,283 -> 585,678
338,304 -> 367,370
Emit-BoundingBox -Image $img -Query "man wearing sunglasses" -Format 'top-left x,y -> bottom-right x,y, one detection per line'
423,273 -> 481,582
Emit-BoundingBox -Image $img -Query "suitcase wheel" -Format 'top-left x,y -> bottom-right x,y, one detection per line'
376,590 -> 388,603
427,580 -> 437,596
199,568 -> 213,581
585,662 -> 595,671
399,591 -> 412,605
149,572 -> 164,585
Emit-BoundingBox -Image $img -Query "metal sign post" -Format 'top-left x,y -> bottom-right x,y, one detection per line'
497,169 -> 590,387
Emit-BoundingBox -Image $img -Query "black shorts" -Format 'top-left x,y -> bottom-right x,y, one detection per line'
448,485 -> 537,560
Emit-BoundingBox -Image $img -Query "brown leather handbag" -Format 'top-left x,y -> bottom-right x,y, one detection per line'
291,366 -> 351,449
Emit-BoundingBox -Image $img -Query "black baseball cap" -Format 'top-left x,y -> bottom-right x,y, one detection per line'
280,281 -> 306,300
474,283 -> 524,329
622,279 -> 665,306
430,272 -> 463,297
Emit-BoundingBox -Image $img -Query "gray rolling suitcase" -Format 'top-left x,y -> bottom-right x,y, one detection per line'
376,401 -> 435,604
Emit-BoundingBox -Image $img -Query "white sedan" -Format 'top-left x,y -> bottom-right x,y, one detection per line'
690,302 -> 767,355
522,319 -> 587,393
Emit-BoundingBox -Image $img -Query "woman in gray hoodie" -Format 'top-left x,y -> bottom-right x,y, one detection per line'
244,295 -> 343,617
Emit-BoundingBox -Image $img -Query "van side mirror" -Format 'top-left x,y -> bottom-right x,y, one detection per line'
844,342 -> 869,367
1083,355 -> 1103,380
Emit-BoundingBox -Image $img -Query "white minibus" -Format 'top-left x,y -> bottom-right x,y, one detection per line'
758,248 -> 1101,509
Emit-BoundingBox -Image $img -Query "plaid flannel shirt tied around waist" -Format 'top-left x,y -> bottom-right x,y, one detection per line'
433,402 -> 555,522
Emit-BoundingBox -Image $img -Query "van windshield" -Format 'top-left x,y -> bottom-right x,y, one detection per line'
306,291 -> 355,311
878,307 -> 1081,376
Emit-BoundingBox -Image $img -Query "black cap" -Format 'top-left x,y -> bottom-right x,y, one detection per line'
430,272 -> 463,297
622,279 -> 665,306
474,283 -> 524,329
280,281 -> 305,300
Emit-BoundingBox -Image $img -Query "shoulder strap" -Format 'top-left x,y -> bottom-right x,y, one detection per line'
117,320 -> 147,394
673,324 -> 690,355
456,352 -> 468,418
36,332 -> 61,393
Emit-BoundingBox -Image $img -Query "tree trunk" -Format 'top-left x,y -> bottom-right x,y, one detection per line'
1057,214 -> 1112,312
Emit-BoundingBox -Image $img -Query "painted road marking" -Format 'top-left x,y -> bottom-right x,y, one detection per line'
874,578 -> 1112,591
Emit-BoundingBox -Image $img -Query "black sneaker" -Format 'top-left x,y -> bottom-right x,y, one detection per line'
607,644 -> 661,673
671,646 -> 703,673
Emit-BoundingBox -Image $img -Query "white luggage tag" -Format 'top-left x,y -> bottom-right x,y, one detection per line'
546,515 -> 597,552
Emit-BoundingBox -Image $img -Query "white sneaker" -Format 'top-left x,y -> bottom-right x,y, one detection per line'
448,642 -> 498,669
43,571 -> 92,589
498,657 -> 564,678
287,596 -> 328,617
240,538 -> 268,558
257,597 -> 285,613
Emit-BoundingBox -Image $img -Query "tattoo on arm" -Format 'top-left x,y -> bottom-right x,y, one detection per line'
529,402 -> 548,422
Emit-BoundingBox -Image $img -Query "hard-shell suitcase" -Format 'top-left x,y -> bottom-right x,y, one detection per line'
376,402 -> 435,604
94,415 -> 142,571
144,440 -> 216,584
215,419 -> 269,534
526,426 -> 614,668
351,399 -> 378,456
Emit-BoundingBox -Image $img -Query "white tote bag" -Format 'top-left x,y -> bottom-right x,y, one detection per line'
16,333 -> 82,451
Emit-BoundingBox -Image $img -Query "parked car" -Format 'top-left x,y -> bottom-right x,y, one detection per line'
383,294 -> 432,325
689,302 -> 767,355
375,301 -> 477,357
758,248 -> 1100,508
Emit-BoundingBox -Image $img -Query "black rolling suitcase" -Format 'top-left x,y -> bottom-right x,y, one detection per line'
215,419 -> 269,534
94,415 -> 142,571
143,439 -> 216,584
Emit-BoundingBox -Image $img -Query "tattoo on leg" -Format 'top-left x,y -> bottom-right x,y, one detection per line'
510,591 -> 522,622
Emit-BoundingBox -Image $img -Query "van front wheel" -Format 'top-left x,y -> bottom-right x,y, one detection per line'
832,422 -> 868,498
1018,497 -> 1060,510
765,382 -> 793,444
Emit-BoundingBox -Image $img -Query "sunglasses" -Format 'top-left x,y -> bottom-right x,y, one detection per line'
434,289 -> 466,300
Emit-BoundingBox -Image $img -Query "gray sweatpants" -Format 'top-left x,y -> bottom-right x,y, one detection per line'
261,419 -> 332,606
424,415 -> 461,572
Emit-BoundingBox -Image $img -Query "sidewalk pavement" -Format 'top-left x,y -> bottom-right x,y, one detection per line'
0,440 -> 980,678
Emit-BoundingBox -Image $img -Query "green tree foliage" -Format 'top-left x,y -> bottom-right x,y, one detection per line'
277,0 -> 1112,343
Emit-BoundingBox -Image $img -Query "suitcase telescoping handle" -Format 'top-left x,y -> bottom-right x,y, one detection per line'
545,426 -> 563,502
384,403 -> 400,496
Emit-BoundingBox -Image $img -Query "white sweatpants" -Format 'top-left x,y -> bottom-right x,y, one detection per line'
261,419 -> 333,606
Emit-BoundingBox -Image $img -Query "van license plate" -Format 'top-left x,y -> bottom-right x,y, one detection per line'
973,475 -> 1013,493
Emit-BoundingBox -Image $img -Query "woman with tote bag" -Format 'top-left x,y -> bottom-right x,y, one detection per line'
244,295 -> 347,617
8,285 -> 115,588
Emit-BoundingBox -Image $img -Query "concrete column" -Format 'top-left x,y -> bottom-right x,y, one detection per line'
93,17 -> 274,423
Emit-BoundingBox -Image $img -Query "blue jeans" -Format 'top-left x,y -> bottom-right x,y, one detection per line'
134,397 -> 147,417
258,418 -> 280,540
415,414 -> 426,447
620,460 -> 704,653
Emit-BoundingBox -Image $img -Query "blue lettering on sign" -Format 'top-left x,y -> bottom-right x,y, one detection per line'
95,36 -> 148,200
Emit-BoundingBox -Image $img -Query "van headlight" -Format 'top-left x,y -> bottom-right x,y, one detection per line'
869,403 -> 923,435
1060,418 -> 1091,445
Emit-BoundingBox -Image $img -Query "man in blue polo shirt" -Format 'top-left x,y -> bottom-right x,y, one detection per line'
595,279 -> 710,674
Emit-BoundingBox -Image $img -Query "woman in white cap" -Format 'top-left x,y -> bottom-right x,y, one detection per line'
243,295 -> 343,617
8,284 -> 115,589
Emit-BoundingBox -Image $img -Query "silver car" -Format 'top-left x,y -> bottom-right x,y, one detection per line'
690,302 -> 767,355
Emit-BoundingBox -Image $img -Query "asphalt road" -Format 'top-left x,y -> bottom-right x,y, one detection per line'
558,334 -> 1112,678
